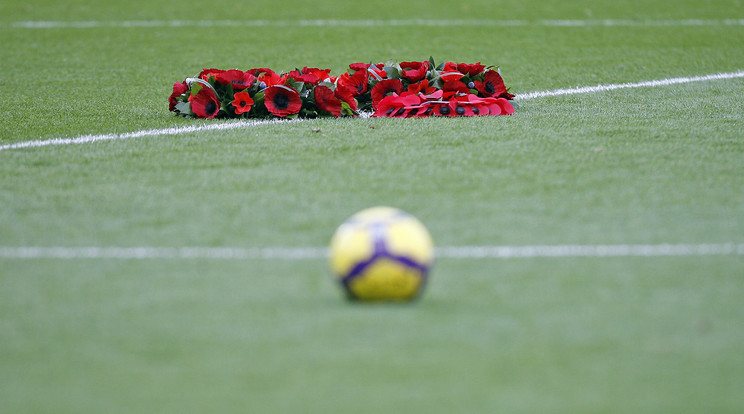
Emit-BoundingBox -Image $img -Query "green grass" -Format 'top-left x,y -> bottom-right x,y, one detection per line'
1,1 -> 744,413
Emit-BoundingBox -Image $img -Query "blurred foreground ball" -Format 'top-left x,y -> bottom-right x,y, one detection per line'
329,206 -> 434,301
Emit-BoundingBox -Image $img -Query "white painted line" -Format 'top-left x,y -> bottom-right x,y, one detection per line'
3,19 -> 744,29
436,243 -> 744,258
515,70 -> 744,100
1,244 -> 742,260
0,119 -> 282,151
0,246 -> 329,260
2,69 -> 743,152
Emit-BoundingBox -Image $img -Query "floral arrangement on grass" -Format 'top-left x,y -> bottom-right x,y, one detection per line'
169,57 -> 515,119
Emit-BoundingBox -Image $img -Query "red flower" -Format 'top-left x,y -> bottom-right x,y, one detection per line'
440,62 -> 465,82
337,70 -> 368,96
370,79 -> 403,110
264,85 -> 302,117
406,79 -> 437,95
232,91 -> 254,115
485,99 -> 502,116
449,95 -> 484,116
373,94 -> 424,118
334,85 -> 358,111
215,69 -> 256,91
304,67 -> 331,79
291,67 -> 332,85
198,68 -> 225,81
169,81 -> 188,111
400,61 -> 429,82
456,62 -> 485,76
495,97 -> 515,115
475,70 -> 511,98
398,94 -> 425,118
443,80 -> 470,94
349,62 -> 370,72
454,95 -> 513,116
289,70 -> 320,85
373,95 -> 406,117
468,95 -> 495,116
424,89 -> 444,101
249,68 -> 287,88
433,103 -> 453,117
246,68 -> 267,77
314,85 -> 342,117
408,102 -> 438,118
368,63 -> 387,80
190,86 -> 220,119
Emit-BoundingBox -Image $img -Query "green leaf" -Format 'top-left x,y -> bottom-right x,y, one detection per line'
340,101 -> 358,117
174,101 -> 192,116
190,83 -> 203,97
253,91 -> 265,105
384,66 -> 400,79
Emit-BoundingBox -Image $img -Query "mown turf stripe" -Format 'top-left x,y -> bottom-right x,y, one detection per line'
1,244 -> 742,260
2,70 -> 742,152
4,19 -> 744,29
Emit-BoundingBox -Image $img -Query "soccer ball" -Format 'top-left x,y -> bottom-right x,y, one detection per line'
329,206 -> 434,301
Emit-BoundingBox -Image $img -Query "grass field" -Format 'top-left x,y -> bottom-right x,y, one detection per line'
2,0 -> 744,412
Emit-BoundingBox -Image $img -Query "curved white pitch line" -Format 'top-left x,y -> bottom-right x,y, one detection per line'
516,70 -> 744,100
2,69 -> 743,152
0,119 -> 282,152
1,244 -> 742,260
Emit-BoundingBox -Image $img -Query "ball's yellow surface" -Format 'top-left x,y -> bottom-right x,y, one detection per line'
329,206 -> 434,301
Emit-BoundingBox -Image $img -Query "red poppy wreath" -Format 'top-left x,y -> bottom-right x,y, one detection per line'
169,58 -> 515,119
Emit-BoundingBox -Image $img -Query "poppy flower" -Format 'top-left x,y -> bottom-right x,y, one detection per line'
475,70 -> 511,98
408,102 -> 438,118
190,86 -> 221,119
372,94 -> 424,118
198,68 -> 225,81
314,85 -> 342,117
448,95 -> 486,116
423,89 -> 445,101
215,69 -> 256,91
398,94 -> 425,118
466,95 -> 496,116
439,62 -> 465,82
435,103 -> 454,117
294,67 -> 332,85
406,79 -> 437,95
305,67 -> 331,78
289,70 -> 320,85
469,96 -> 513,116
443,80 -> 470,94
370,79 -> 403,109
368,63 -> 387,80
232,91 -> 254,115
349,62 -> 370,72
337,70 -> 368,96
495,97 -> 515,115
249,68 -> 287,88
485,100 -> 502,116
169,81 -> 188,111
456,62 -> 485,76
373,94 -> 406,117
443,62 -> 458,72
334,85 -> 358,111
263,85 -> 302,117
440,71 -> 465,82
400,61 -> 429,82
